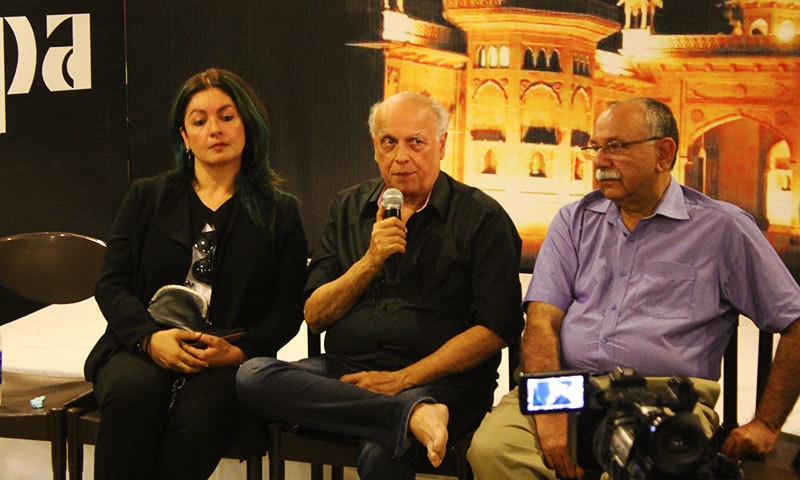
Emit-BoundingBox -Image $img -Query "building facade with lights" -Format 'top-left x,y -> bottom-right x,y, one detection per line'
348,0 -> 800,270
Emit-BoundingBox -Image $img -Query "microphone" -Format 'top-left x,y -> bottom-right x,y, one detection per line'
382,188 -> 403,220
381,188 -> 403,284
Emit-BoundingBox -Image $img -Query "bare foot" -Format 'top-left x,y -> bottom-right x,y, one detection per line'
409,402 -> 449,467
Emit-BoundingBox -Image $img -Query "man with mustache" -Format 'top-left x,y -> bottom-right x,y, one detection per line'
467,97 -> 800,479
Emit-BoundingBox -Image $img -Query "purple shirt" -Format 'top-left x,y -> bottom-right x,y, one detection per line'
525,179 -> 800,380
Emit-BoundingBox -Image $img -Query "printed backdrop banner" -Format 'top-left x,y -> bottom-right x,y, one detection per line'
0,0 -> 127,239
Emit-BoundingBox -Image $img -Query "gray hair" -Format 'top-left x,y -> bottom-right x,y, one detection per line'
368,91 -> 449,139
609,97 -> 679,167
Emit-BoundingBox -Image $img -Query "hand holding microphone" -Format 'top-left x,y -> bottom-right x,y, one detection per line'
381,188 -> 404,284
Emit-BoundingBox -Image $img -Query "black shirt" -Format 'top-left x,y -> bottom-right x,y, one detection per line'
305,172 -> 523,394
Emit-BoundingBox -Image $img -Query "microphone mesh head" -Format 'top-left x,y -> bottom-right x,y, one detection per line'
382,188 -> 403,211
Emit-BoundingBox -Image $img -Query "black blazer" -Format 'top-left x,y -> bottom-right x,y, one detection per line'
84,174 -> 308,381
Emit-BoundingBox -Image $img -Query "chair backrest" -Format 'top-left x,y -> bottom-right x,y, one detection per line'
720,320 -> 774,438
0,232 -> 106,304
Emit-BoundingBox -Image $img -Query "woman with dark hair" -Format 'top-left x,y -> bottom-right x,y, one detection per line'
84,68 -> 308,479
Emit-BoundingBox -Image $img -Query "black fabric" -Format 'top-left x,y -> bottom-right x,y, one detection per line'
84,173 -> 307,477
305,171 -> 523,399
93,350 -> 240,480
85,173 -> 308,381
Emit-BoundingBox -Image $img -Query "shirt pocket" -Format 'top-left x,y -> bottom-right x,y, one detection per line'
630,261 -> 696,319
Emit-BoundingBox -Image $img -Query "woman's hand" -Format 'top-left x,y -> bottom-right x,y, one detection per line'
148,329 -> 209,373
148,330 -> 246,372
185,333 -> 247,367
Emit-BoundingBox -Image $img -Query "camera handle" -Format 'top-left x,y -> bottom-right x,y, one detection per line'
567,412 -> 578,463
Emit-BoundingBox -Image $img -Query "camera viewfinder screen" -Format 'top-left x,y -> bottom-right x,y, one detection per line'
523,374 -> 585,413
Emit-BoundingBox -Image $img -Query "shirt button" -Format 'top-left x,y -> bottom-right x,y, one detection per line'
602,337 -> 610,344
611,304 -> 617,311
620,271 -> 627,277
383,306 -> 391,311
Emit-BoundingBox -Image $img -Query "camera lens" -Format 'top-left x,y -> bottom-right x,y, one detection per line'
652,412 -> 707,475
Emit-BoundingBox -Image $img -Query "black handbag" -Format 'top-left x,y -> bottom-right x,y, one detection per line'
147,284 -> 244,342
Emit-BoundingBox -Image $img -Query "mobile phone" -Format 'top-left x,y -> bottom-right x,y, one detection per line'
519,370 -> 588,414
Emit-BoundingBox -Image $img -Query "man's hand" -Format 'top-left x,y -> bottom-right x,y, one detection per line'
721,419 -> 780,460
364,205 -> 407,269
148,329 -> 208,373
304,205 -> 409,334
535,413 -> 584,479
340,369 -> 413,396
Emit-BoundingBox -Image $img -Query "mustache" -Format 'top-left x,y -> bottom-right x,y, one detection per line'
595,169 -> 621,181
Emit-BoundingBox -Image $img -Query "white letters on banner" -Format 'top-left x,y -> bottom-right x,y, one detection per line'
0,14 -> 92,134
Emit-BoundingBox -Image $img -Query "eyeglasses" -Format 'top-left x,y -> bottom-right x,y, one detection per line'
191,229 -> 216,284
579,136 -> 664,162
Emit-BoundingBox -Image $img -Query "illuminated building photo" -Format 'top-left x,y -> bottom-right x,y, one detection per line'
346,0 -> 800,275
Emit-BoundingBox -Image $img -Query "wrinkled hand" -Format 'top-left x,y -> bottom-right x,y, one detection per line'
148,329 -> 208,374
185,333 -> 246,368
364,206 -> 407,269
535,413 -> 584,479
340,369 -> 412,396
721,419 -> 779,460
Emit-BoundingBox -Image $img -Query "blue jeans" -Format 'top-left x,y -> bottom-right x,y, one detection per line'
236,356 -> 490,480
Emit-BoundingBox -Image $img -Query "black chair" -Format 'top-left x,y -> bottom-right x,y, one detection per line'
0,232 -> 106,480
267,326 -> 518,480
721,322 -> 800,478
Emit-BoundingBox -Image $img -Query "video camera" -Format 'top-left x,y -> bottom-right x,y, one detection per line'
519,367 -> 741,480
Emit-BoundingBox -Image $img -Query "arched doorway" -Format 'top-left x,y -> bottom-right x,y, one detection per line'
685,117 -> 800,280
685,117 -> 791,232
